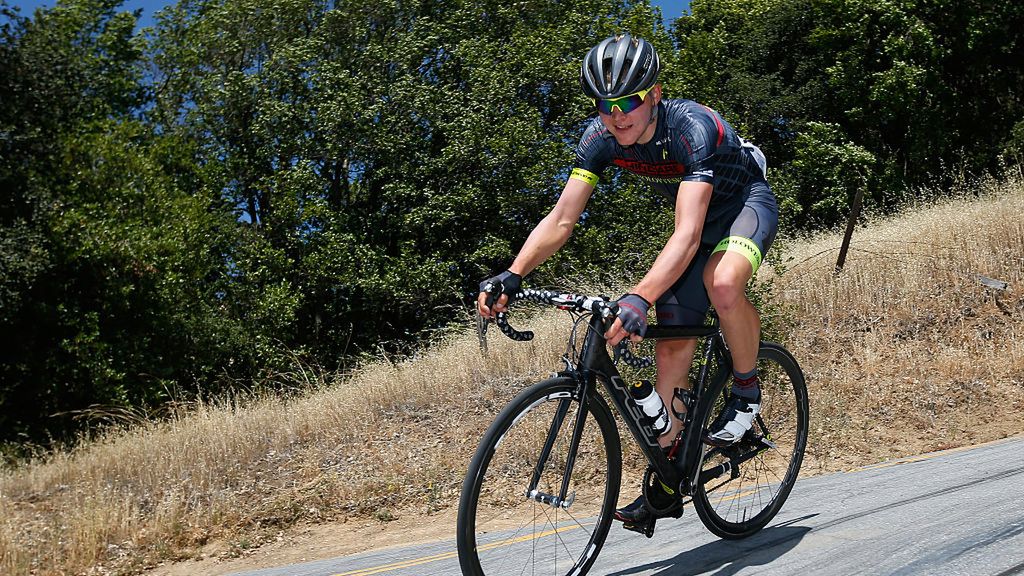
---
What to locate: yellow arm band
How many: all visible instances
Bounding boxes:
[569,168,599,187]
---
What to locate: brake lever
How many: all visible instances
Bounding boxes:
[495,312,534,341]
[481,281,500,311]
[601,301,630,364]
[476,280,503,353]
[476,312,489,354]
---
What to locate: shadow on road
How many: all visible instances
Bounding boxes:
[605,515,817,576]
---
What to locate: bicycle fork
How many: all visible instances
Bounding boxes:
[525,374,591,510]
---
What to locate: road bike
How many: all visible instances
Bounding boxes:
[457,288,809,576]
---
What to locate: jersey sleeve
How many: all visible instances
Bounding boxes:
[570,119,612,187]
[673,107,722,185]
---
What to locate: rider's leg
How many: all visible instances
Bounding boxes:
[705,182,777,374]
[655,338,698,447]
[703,247,764,446]
[703,182,777,445]
[704,250,758,374]
[616,252,709,525]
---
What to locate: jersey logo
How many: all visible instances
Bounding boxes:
[612,158,686,179]
[653,136,670,160]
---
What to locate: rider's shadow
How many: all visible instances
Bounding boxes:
[604,515,816,576]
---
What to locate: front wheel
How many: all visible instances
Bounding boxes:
[692,342,809,539]
[457,376,622,576]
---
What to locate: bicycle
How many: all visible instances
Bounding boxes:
[457,288,809,576]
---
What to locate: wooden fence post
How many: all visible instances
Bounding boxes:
[835,176,868,275]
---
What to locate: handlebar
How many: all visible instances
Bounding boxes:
[481,287,654,370]
[495,289,617,339]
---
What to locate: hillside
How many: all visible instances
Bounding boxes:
[2,178,1023,575]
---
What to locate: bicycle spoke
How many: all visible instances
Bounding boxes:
[458,378,620,576]
[693,344,809,539]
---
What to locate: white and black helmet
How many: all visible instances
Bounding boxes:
[580,34,661,99]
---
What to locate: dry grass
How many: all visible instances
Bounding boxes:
[2,177,1023,575]
[0,311,573,575]
[766,176,1024,471]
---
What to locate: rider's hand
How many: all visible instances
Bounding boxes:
[477,270,523,318]
[605,293,650,346]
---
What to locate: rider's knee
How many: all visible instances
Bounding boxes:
[704,268,748,313]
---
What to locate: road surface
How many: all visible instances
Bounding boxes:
[229,435,1024,576]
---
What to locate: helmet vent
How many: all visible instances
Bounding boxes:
[580,33,660,99]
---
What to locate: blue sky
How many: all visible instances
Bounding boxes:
[8,0,689,30]
[651,0,689,24]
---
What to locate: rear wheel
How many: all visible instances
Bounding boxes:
[692,343,809,539]
[457,377,622,576]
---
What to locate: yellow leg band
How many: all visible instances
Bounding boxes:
[712,236,763,274]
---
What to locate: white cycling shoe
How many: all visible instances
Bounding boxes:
[704,393,761,447]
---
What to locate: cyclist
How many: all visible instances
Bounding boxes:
[477,34,778,528]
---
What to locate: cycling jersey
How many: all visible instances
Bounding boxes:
[571,99,778,326]
[572,99,768,247]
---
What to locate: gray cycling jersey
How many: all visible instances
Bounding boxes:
[572,99,768,246]
[571,99,778,325]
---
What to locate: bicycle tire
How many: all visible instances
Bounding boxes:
[692,342,809,539]
[457,376,622,576]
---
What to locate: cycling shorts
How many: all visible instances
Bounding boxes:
[655,180,778,326]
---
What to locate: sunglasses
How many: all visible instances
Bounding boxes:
[594,87,654,115]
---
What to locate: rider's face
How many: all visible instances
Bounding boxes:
[597,85,661,147]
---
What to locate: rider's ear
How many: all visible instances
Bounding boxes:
[652,84,662,105]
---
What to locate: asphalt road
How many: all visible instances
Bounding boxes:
[229,436,1024,576]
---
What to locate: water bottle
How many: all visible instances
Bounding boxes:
[630,379,670,436]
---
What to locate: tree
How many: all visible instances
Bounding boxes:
[773,121,875,231]
[1,0,683,445]
[672,0,1024,231]
[147,0,675,362]
[0,0,249,444]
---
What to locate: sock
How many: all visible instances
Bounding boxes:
[731,368,760,401]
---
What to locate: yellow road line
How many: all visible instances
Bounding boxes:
[332,523,587,576]
[477,523,585,551]
[332,548,458,576]
[710,486,763,504]
[332,549,458,576]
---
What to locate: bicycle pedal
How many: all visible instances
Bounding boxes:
[663,506,684,520]
[622,517,657,538]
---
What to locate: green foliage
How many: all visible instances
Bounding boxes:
[145,0,672,355]
[1,0,147,440]
[0,0,674,443]
[2,0,1024,445]
[673,0,1024,229]
[1003,118,1024,168]
[0,0,258,442]
[773,121,875,231]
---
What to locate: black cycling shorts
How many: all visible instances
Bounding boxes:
[655,180,778,326]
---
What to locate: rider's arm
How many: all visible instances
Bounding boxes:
[605,180,712,345]
[631,181,712,303]
[508,177,594,276]
[478,177,594,316]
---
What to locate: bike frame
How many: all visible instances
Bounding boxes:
[532,312,733,507]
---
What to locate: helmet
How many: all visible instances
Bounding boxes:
[580,34,661,99]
